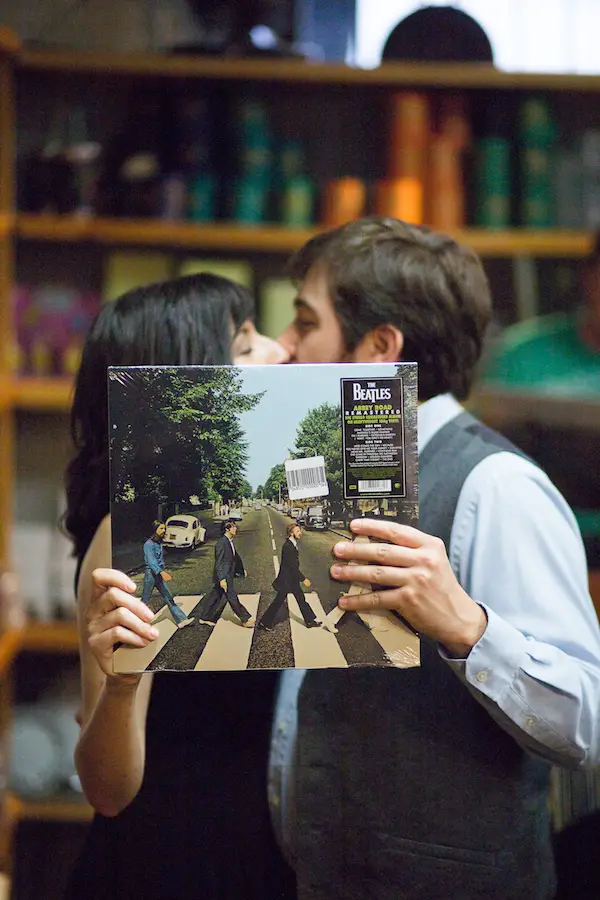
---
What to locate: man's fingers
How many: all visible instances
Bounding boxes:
[333,540,416,566]
[92,567,137,594]
[349,518,425,548]
[338,588,403,611]
[331,563,406,587]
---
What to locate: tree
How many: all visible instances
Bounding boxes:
[293,402,343,501]
[109,367,263,510]
[239,478,253,500]
[264,463,287,502]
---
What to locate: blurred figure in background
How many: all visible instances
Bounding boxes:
[483,235,600,396]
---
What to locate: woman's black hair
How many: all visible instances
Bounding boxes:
[65,272,254,561]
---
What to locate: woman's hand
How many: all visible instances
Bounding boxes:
[86,568,158,677]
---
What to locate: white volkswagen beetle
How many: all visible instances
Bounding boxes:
[163,514,206,549]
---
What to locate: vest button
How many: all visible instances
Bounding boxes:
[476,670,488,683]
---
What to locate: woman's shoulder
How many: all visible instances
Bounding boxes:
[77,515,112,606]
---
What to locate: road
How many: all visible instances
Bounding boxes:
[114,507,420,674]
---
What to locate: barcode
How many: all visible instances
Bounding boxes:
[288,465,327,489]
[358,479,391,493]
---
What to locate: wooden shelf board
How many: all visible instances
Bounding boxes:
[0,628,23,676]
[16,51,600,92]
[9,794,92,823]
[16,215,595,258]
[11,377,73,412]
[21,620,78,653]
[0,380,11,412]
[473,386,600,432]
[17,213,316,252]
[0,27,19,57]
[0,213,13,238]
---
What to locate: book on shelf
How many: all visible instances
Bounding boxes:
[108,362,419,674]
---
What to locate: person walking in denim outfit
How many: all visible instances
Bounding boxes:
[142,521,194,630]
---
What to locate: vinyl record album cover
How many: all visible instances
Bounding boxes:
[108,362,419,673]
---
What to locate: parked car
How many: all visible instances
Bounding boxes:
[254,503,262,510]
[290,507,303,520]
[305,504,327,530]
[228,508,244,521]
[163,514,206,549]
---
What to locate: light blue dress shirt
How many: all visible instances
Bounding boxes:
[269,394,600,859]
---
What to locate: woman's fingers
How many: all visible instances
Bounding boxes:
[92,567,137,595]
[89,606,158,643]
[87,586,154,624]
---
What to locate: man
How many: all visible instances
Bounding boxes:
[143,521,194,630]
[197,519,255,627]
[258,523,320,632]
[268,217,600,900]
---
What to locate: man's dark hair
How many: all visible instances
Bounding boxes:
[288,217,492,401]
[223,519,237,533]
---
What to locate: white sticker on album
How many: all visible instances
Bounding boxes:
[285,455,329,501]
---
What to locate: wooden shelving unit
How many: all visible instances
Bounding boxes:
[14,214,595,258]
[20,621,78,654]
[0,628,23,676]
[10,377,73,412]
[2,33,600,846]
[8,794,92,824]
[17,49,600,92]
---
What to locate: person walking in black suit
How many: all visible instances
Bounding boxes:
[197,519,255,627]
[258,523,321,631]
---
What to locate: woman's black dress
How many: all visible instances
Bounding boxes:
[64,556,296,900]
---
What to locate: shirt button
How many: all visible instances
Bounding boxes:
[476,670,488,683]
[525,716,536,729]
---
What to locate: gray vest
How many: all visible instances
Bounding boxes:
[295,411,555,900]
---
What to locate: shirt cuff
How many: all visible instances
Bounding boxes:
[440,604,528,702]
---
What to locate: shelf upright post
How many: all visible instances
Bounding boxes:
[0,28,18,568]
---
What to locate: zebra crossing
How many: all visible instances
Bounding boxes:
[113,594,201,674]
[113,590,420,674]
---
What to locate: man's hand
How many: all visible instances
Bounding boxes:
[219,579,227,591]
[330,519,487,658]
[161,571,172,582]
[303,578,311,589]
[243,570,247,578]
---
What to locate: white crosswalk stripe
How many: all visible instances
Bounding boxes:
[320,586,420,668]
[356,610,420,667]
[194,594,261,671]
[288,592,348,669]
[114,594,201,673]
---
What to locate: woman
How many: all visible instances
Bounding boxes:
[64,273,295,900]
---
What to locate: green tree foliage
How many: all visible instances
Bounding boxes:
[293,402,343,500]
[109,367,262,506]
[264,463,287,502]
[239,478,254,499]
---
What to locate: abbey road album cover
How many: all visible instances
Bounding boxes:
[108,362,419,674]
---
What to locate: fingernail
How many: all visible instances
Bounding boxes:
[331,565,343,577]
[338,596,349,608]
[334,543,349,555]
[127,580,136,591]
[149,628,159,639]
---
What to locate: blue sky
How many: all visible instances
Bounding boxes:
[236,363,399,489]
